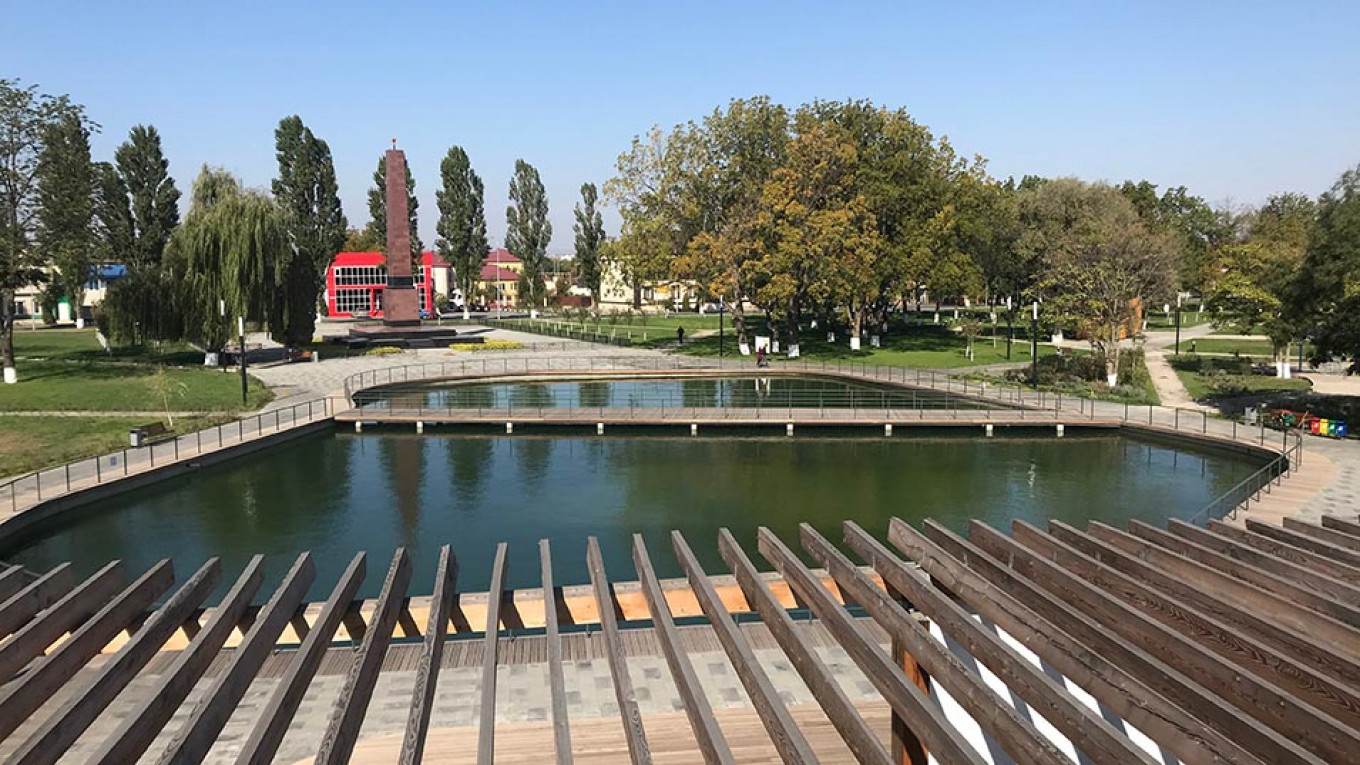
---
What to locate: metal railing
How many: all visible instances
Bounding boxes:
[2,398,336,517]
[1187,429,1305,526]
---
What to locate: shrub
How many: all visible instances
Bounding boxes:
[448,340,525,352]
[364,346,405,356]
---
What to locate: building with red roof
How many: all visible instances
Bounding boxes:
[325,251,449,319]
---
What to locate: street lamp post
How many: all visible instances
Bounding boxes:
[1030,301,1039,389]
[238,316,249,406]
[1005,295,1014,361]
[1174,293,1182,356]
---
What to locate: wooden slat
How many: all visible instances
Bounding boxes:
[841,522,1153,765]
[5,559,221,765]
[0,560,124,682]
[1166,520,1360,607]
[1039,522,1360,732]
[1205,520,1360,585]
[1245,519,1360,567]
[1116,521,1360,636]
[402,545,457,765]
[755,527,983,765]
[587,535,651,764]
[1321,515,1360,539]
[156,553,316,764]
[633,535,735,765]
[235,552,366,765]
[890,519,1259,765]
[673,531,817,765]
[0,565,29,601]
[314,548,413,765]
[0,559,172,742]
[87,556,264,765]
[975,521,1337,764]
[1283,517,1360,553]
[0,562,75,638]
[718,529,892,765]
[796,525,1072,765]
[929,520,1305,764]
[540,539,573,765]
[478,542,509,765]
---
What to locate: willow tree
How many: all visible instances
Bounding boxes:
[169,166,293,353]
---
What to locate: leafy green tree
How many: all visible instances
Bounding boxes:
[434,146,488,319]
[1291,166,1360,372]
[169,166,293,352]
[1118,180,1231,291]
[364,153,421,262]
[1023,178,1178,385]
[93,161,134,264]
[272,115,347,346]
[573,182,605,301]
[1204,193,1314,346]
[37,110,96,318]
[342,227,381,252]
[506,159,552,308]
[113,125,180,269]
[1,79,85,383]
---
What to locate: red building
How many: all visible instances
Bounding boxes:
[326,251,445,319]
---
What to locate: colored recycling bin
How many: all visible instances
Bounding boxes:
[1336,422,1348,438]
[1311,419,1323,434]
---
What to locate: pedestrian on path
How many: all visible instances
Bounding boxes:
[676,326,685,345]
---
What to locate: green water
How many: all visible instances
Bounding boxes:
[2,428,1266,601]
[354,375,998,412]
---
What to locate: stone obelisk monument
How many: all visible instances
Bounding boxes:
[382,143,421,326]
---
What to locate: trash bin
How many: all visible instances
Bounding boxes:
[129,428,143,448]
[1245,407,1257,425]
[1336,422,1348,438]
[312,351,321,363]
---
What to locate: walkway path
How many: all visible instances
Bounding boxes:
[1143,348,1209,411]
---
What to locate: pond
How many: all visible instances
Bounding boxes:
[353,374,1000,413]
[1,427,1268,601]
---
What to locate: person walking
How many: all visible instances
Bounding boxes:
[676,326,685,345]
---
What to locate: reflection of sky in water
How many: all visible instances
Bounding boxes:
[3,431,1266,601]
[355,376,999,411]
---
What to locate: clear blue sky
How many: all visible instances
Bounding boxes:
[10,1,1359,253]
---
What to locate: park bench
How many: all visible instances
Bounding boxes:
[129,422,174,448]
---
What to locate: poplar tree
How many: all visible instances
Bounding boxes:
[113,125,180,269]
[272,115,347,345]
[505,159,551,307]
[37,110,96,318]
[435,145,488,319]
[364,153,421,261]
[573,182,605,301]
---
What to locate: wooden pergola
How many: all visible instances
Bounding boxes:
[0,513,1357,764]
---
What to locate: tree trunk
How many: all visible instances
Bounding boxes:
[1106,322,1120,387]
[632,282,641,310]
[1,291,16,384]
[729,298,750,352]
[849,306,864,351]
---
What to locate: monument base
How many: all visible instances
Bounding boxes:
[333,324,477,350]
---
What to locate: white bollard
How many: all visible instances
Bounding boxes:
[786,423,794,437]
[691,423,698,436]
[1056,424,1065,438]
[985,423,994,437]
[506,422,514,434]
[354,421,362,433]
[416,421,424,434]
[597,422,605,435]
[884,423,893,437]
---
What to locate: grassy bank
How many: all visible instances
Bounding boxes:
[0,360,272,412]
[0,414,235,480]
[12,327,203,364]
[1169,356,1312,401]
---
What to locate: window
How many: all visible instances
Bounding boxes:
[334,265,386,287]
[334,289,371,315]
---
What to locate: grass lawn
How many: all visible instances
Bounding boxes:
[0,414,235,479]
[1145,310,1213,330]
[0,361,273,412]
[1169,356,1312,401]
[1210,322,1266,335]
[12,327,203,364]
[1179,338,1280,357]
[662,325,1062,369]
